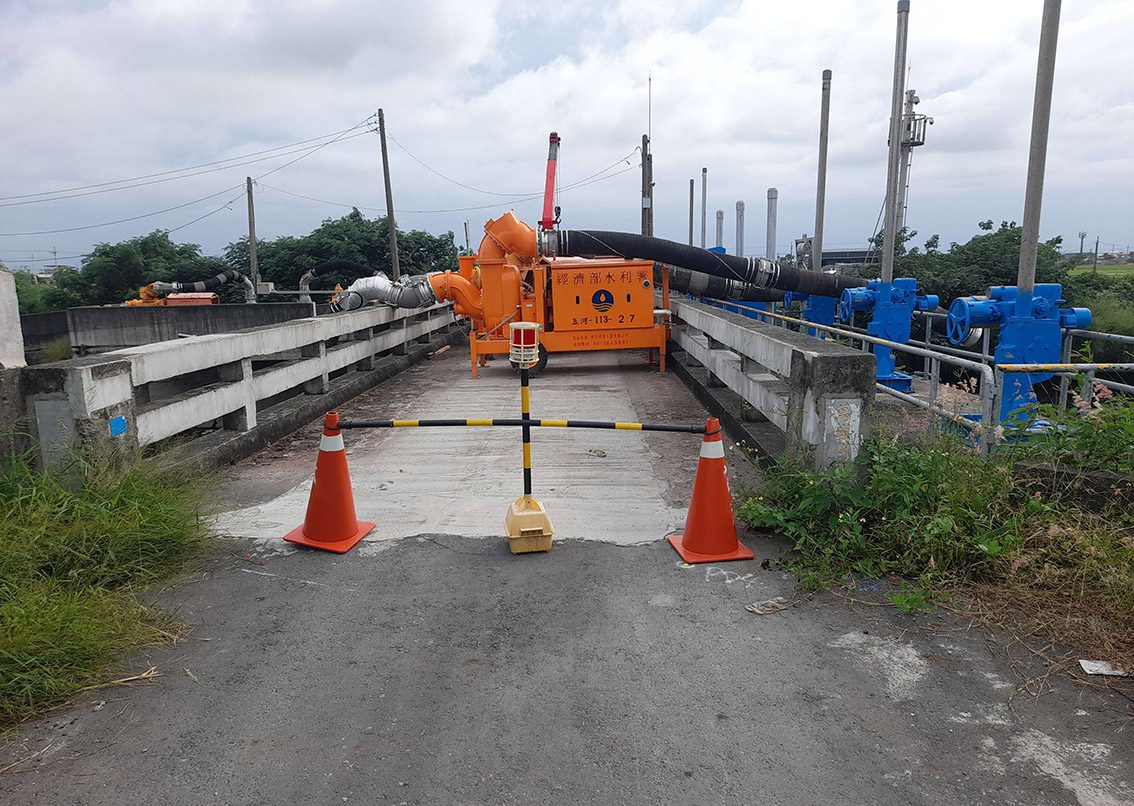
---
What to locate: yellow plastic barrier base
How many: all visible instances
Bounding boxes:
[504,495,555,554]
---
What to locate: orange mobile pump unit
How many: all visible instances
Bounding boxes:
[331,133,667,378]
[327,134,863,376]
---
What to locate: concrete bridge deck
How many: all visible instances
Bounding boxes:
[3,350,1132,805]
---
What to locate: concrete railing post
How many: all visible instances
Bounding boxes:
[301,343,330,394]
[218,358,257,431]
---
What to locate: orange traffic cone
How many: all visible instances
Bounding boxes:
[283,411,375,554]
[667,418,754,563]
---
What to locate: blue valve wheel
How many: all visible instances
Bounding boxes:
[946,297,972,345]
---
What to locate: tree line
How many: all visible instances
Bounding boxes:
[12,209,458,314]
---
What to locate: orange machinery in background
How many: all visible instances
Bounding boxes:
[429,133,669,378]
[449,231,668,378]
[436,214,669,379]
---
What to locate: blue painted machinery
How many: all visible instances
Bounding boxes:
[838,278,938,392]
[783,291,837,338]
[946,283,1091,423]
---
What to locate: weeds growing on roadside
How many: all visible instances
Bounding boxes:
[0,452,209,722]
[739,436,1134,669]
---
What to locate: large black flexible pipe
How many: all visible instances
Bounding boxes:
[550,231,865,296]
[656,263,784,303]
[172,269,242,293]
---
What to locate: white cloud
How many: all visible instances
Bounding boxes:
[1,0,1131,268]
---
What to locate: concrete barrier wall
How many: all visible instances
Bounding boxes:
[66,302,317,353]
[670,298,873,465]
[19,302,454,468]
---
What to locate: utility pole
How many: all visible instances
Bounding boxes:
[245,176,259,291]
[1078,230,1087,258]
[640,135,654,236]
[735,201,746,257]
[688,179,695,246]
[1093,236,1100,272]
[378,108,400,281]
[700,168,708,248]
[814,69,832,273]
[881,1,910,284]
[1015,0,1061,315]
[715,210,724,249]
[766,188,778,261]
[464,221,471,252]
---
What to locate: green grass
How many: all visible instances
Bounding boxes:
[0,453,210,722]
[1068,261,1134,278]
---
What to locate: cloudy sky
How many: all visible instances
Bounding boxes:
[1,0,1131,270]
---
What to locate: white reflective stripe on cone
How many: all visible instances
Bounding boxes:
[320,433,345,452]
[699,438,725,459]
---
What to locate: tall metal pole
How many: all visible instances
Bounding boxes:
[641,135,654,236]
[1015,0,1062,317]
[881,1,910,283]
[895,89,916,234]
[814,69,832,273]
[245,176,259,291]
[715,210,724,248]
[378,108,400,281]
[688,180,695,246]
[700,168,708,248]
[735,201,746,257]
[766,188,778,261]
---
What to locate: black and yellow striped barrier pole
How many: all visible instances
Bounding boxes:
[338,418,706,434]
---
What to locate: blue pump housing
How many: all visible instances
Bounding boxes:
[783,290,837,338]
[946,284,1091,423]
[837,278,938,392]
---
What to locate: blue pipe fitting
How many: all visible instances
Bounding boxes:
[836,278,937,392]
[785,290,837,338]
[945,284,1094,424]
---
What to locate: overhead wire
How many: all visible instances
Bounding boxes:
[0,114,377,238]
[0,131,373,208]
[257,159,640,215]
[0,121,374,203]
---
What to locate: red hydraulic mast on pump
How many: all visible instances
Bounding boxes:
[539,132,561,232]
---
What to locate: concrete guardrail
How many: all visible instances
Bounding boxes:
[18,302,454,468]
[669,297,873,465]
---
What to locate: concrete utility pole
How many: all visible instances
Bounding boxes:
[378,108,400,281]
[1015,0,1061,315]
[814,69,832,272]
[766,188,778,261]
[700,168,708,248]
[640,135,654,236]
[1078,230,1087,257]
[881,0,910,284]
[735,201,746,257]
[245,176,259,292]
[464,221,471,252]
[715,210,724,248]
[1094,236,1100,272]
[688,179,695,246]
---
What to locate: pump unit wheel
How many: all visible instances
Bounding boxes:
[511,344,549,376]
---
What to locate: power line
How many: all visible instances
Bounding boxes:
[0,114,376,238]
[0,185,244,236]
[385,128,638,198]
[0,131,373,209]
[257,160,640,216]
[0,120,375,203]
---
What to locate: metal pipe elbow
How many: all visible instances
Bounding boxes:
[428,271,483,320]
